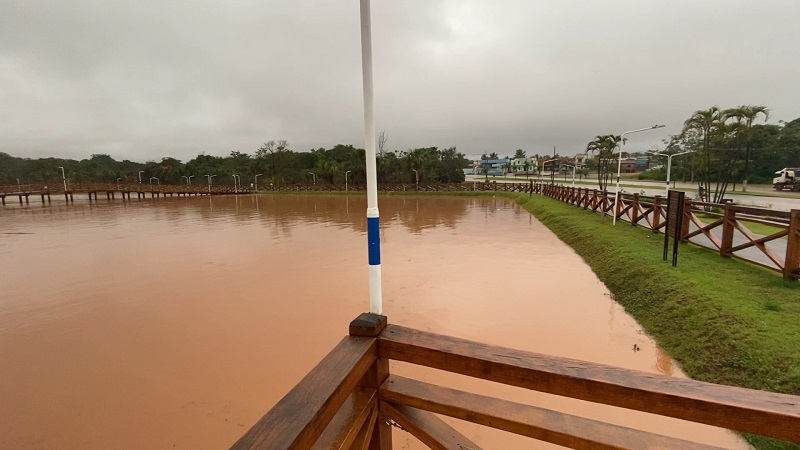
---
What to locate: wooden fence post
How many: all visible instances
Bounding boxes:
[720,204,735,257]
[652,196,662,232]
[350,314,391,449]
[631,194,640,226]
[785,209,800,281]
[681,197,693,241]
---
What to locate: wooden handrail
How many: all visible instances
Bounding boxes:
[310,387,376,450]
[377,324,800,442]
[231,336,377,449]
[381,375,726,450]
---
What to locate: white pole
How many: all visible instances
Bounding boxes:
[654,150,691,197]
[346,170,351,191]
[188,175,194,185]
[613,125,665,226]
[255,174,262,192]
[58,167,67,192]
[360,0,382,315]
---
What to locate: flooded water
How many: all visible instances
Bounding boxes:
[0,195,748,449]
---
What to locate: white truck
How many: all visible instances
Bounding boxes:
[773,168,800,191]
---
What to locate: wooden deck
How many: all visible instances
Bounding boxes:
[231,313,800,449]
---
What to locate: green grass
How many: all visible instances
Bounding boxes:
[510,193,800,450]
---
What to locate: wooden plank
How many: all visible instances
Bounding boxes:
[231,336,377,450]
[380,402,482,450]
[311,388,377,450]
[729,229,789,253]
[377,324,800,442]
[732,221,785,268]
[352,406,379,450]
[382,375,726,450]
[731,205,791,220]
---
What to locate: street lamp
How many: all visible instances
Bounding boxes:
[181,175,188,185]
[564,164,577,187]
[653,150,692,197]
[117,178,121,190]
[309,172,316,185]
[345,170,352,192]
[412,169,419,190]
[188,175,195,185]
[138,170,144,184]
[232,174,240,193]
[613,125,665,226]
[540,159,558,195]
[149,177,159,185]
[205,174,216,193]
[58,166,67,192]
[255,173,263,192]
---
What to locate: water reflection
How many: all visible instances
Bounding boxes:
[0,195,747,449]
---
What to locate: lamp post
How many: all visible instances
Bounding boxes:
[653,150,692,197]
[205,174,216,194]
[309,172,316,185]
[540,159,558,195]
[58,167,67,192]
[564,164,577,187]
[255,173,263,192]
[138,170,144,184]
[232,174,240,193]
[188,175,194,185]
[149,177,159,185]
[181,175,188,185]
[613,125,665,226]
[345,170,352,192]
[117,178,121,190]
[412,169,419,190]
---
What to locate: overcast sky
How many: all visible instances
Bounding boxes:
[2,0,799,162]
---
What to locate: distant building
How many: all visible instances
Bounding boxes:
[479,158,510,174]
[574,153,590,166]
[621,158,637,173]
[509,157,538,175]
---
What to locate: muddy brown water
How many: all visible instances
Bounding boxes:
[0,195,749,449]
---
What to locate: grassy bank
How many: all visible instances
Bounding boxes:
[512,193,799,449]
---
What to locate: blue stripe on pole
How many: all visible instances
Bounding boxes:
[367,217,380,265]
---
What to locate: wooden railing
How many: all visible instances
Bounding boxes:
[0,182,249,195]
[540,184,800,282]
[232,314,800,449]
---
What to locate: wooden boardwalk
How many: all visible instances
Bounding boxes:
[0,183,251,205]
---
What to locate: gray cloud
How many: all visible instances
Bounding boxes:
[2,0,799,162]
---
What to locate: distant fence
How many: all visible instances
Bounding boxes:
[0,182,247,195]
[539,184,800,282]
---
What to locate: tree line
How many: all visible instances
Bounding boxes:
[586,107,799,200]
[0,137,471,188]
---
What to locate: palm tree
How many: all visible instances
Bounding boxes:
[682,107,723,201]
[723,105,769,191]
[586,134,622,191]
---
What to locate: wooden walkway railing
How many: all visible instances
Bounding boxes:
[232,314,800,449]
[539,184,800,282]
